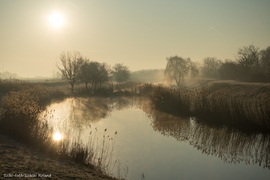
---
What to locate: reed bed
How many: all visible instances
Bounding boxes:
[0,82,123,178]
[149,82,270,132]
[0,84,65,139]
[149,86,191,116]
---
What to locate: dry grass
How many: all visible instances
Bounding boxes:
[0,135,114,179]
[149,80,270,132]
[149,85,191,116]
[0,81,124,178]
[193,81,270,130]
[0,84,66,141]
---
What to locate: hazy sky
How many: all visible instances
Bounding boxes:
[0,0,269,77]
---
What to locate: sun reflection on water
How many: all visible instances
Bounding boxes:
[52,132,63,141]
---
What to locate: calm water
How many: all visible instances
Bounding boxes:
[40,97,270,180]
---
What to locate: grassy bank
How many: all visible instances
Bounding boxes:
[0,83,66,142]
[149,81,270,132]
[0,81,119,178]
[0,135,113,179]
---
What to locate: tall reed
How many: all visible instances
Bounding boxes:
[149,84,270,132]
[0,84,118,177]
[149,86,191,116]
[192,85,270,131]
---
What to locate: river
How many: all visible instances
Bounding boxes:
[40,97,270,180]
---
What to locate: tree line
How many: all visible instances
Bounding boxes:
[165,44,270,86]
[57,51,130,93]
[58,44,270,91]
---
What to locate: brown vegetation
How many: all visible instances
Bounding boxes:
[0,135,114,180]
[0,81,120,179]
[149,80,270,132]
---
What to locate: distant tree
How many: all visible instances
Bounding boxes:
[112,63,130,83]
[237,45,260,72]
[79,59,92,90]
[79,61,109,91]
[189,61,199,79]
[0,71,18,80]
[57,51,84,93]
[236,44,266,81]
[164,56,193,86]
[260,46,270,80]
[96,63,109,87]
[87,61,100,90]
[218,60,240,80]
[201,57,222,78]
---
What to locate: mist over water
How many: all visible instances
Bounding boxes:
[40,97,270,180]
[1,1,270,179]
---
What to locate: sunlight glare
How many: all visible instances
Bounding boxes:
[53,132,63,141]
[48,12,64,28]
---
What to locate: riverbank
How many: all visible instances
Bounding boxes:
[149,80,270,132]
[0,81,119,179]
[0,134,114,179]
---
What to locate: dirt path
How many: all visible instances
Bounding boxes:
[0,134,115,180]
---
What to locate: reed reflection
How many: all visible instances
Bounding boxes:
[41,97,270,170]
[147,109,270,169]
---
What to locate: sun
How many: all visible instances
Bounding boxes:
[53,132,63,141]
[48,12,64,28]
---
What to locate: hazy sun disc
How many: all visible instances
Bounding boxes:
[49,12,64,28]
[53,132,63,141]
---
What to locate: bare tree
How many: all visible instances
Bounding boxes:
[0,71,18,80]
[189,61,199,79]
[235,45,262,81]
[236,45,260,71]
[218,59,240,80]
[97,63,109,88]
[260,46,270,80]
[87,62,109,91]
[57,51,84,93]
[165,56,192,87]
[79,59,92,90]
[201,57,222,78]
[79,61,109,91]
[112,63,130,83]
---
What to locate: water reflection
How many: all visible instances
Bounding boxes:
[39,97,142,144]
[40,98,112,130]
[40,97,270,179]
[52,131,63,141]
[148,109,270,169]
